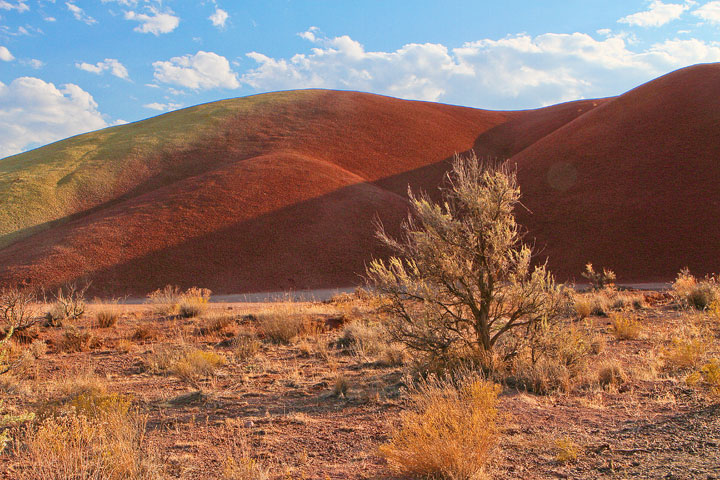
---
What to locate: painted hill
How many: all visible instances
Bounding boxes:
[511,63,720,282]
[0,90,525,295]
[0,63,718,294]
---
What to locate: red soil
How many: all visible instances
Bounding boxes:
[511,63,720,282]
[2,63,719,295]
[0,91,516,295]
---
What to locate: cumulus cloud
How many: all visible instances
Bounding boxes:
[0,77,108,158]
[240,29,720,109]
[209,7,228,29]
[694,0,720,23]
[0,1,29,13]
[647,37,720,64]
[143,101,182,112]
[66,2,97,25]
[124,8,179,35]
[618,1,689,27]
[0,46,13,61]
[76,58,129,79]
[153,51,239,90]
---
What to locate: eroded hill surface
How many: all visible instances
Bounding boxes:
[2,63,719,294]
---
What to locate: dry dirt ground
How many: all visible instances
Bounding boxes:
[1,292,719,479]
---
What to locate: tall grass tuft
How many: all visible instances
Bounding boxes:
[379,374,500,479]
[671,269,719,310]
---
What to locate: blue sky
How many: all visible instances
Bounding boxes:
[1,0,719,157]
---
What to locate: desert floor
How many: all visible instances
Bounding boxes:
[1,289,719,479]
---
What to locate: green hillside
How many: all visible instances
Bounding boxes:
[0,91,309,249]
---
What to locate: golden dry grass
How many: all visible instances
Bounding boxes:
[147,346,226,384]
[610,313,641,340]
[21,399,161,479]
[94,308,120,328]
[380,375,500,479]
[554,437,581,464]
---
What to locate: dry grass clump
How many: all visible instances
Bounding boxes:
[115,338,136,353]
[222,457,270,480]
[51,371,108,401]
[686,359,720,398]
[671,269,719,310]
[554,437,581,464]
[597,359,627,386]
[0,341,39,379]
[574,299,592,319]
[216,432,272,480]
[332,374,350,397]
[131,324,160,343]
[22,392,162,480]
[146,285,211,317]
[178,287,211,318]
[662,327,710,371]
[146,285,182,315]
[380,374,500,479]
[257,306,316,344]
[60,327,95,352]
[377,343,407,367]
[197,313,235,336]
[230,329,261,362]
[508,323,598,394]
[147,346,226,383]
[582,263,616,290]
[610,313,642,340]
[699,360,720,397]
[338,320,386,355]
[94,308,120,328]
[576,288,646,317]
[0,401,35,454]
[28,339,47,358]
[336,319,405,365]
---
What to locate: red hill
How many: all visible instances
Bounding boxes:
[511,63,720,282]
[1,64,718,295]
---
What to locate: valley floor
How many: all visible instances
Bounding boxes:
[1,291,719,479]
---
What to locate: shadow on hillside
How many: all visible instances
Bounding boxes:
[0,153,470,297]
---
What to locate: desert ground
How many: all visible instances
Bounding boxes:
[1,283,718,479]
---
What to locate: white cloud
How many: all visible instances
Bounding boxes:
[240,29,720,109]
[694,0,720,23]
[21,58,43,69]
[647,37,720,64]
[0,1,29,13]
[143,101,181,112]
[0,46,14,61]
[0,77,108,158]
[66,2,96,25]
[153,51,239,90]
[76,58,129,79]
[101,0,138,5]
[618,1,689,27]
[209,7,228,29]
[124,8,179,35]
